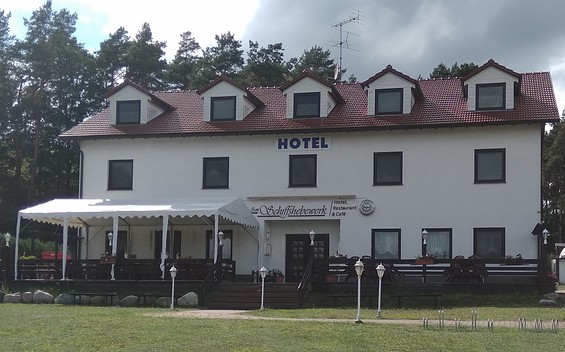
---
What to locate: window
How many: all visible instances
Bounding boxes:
[373,152,403,185]
[211,96,236,121]
[154,230,182,259]
[203,157,229,189]
[376,88,403,115]
[372,229,401,259]
[105,231,127,258]
[294,92,320,118]
[475,149,505,183]
[423,228,452,259]
[476,83,505,110]
[108,160,133,190]
[289,154,317,187]
[474,228,505,259]
[116,100,141,124]
[206,230,233,260]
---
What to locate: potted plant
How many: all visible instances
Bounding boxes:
[415,255,435,265]
[268,269,285,283]
[504,254,524,265]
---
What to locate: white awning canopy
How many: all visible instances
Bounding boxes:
[18,197,259,228]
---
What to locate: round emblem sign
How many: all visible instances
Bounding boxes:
[359,199,375,215]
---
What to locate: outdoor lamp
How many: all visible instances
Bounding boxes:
[169,265,177,309]
[309,230,316,246]
[354,259,365,324]
[542,228,550,245]
[376,263,385,318]
[218,231,224,246]
[422,229,428,245]
[107,232,113,247]
[4,232,10,247]
[259,266,268,310]
[376,263,385,279]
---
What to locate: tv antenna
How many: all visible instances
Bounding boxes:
[328,10,362,81]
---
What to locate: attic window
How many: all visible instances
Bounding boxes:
[211,96,236,121]
[376,88,403,115]
[294,92,320,118]
[116,100,141,124]
[476,83,505,110]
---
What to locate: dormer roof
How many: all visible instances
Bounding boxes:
[362,65,423,99]
[103,79,173,111]
[462,59,521,82]
[279,70,344,104]
[196,75,265,107]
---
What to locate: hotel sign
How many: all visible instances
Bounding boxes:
[276,136,331,151]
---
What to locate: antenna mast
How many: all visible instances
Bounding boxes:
[330,10,361,81]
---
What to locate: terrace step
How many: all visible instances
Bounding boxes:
[206,282,300,309]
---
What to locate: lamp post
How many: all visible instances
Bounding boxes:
[107,232,113,249]
[217,231,224,262]
[421,229,428,283]
[259,266,268,310]
[354,259,364,324]
[4,233,11,247]
[169,265,177,309]
[376,263,385,318]
[309,230,316,246]
[542,228,550,245]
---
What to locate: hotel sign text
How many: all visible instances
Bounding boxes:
[277,136,331,151]
[250,199,357,219]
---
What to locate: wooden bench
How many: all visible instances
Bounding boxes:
[66,291,118,305]
[390,283,443,308]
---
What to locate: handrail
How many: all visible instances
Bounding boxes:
[297,255,314,306]
[197,259,224,306]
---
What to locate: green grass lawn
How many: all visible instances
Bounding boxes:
[0,304,563,352]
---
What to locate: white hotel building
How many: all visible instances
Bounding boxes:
[16,60,560,282]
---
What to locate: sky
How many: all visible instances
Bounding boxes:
[3,0,565,114]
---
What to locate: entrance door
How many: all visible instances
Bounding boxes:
[285,233,329,282]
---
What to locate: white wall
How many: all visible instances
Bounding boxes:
[80,124,543,272]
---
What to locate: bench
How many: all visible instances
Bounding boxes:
[390,283,443,308]
[66,291,118,305]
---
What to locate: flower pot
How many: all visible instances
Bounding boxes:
[416,258,434,265]
[325,275,339,283]
[274,275,285,283]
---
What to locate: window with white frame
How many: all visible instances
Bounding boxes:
[108,160,133,190]
[206,230,233,260]
[293,92,320,118]
[423,228,452,259]
[476,83,505,110]
[211,96,236,121]
[372,229,400,259]
[375,88,403,115]
[474,228,505,259]
[475,148,506,183]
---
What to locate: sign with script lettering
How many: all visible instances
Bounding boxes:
[250,199,360,219]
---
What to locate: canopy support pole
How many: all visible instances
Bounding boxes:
[214,214,219,263]
[61,218,69,280]
[160,215,169,279]
[14,215,21,279]
[110,216,118,280]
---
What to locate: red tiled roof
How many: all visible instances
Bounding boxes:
[60,71,559,140]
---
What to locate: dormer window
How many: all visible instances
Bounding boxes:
[294,92,320,118]
[211,96,236,121]
[116,100,141,125]
[476,83,505,110]
[376,88,403,115]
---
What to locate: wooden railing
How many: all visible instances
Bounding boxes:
[16,258,235,281]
